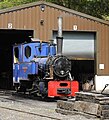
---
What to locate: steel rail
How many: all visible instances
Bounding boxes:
[0,106,61,120]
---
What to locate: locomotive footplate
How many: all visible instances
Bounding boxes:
[57,88,71,95]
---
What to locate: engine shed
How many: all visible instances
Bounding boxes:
[0,1,109,91]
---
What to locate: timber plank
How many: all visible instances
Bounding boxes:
[57,100,74,111]
[74,101,101,116]
[102,110,109,118]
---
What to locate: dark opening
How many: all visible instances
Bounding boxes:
[0,29,33,90]
[71,60,94,90]
[14,47,19,59]
[60,83,68,87]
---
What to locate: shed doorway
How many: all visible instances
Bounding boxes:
[53,31,96,90]
[0,29,33,89]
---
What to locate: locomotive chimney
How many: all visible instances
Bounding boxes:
[56,16,63,55]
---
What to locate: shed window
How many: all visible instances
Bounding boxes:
[25,46,31,58]
[14,47,19,63]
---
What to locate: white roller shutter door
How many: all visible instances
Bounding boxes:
[53,31,95,59]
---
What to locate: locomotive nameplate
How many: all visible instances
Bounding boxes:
[22,67,28,72]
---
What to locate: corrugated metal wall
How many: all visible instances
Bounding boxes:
[0,2,109,75]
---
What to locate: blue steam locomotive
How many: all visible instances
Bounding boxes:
[13,39,79,98]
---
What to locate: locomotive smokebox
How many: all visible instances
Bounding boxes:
[56,16,63,55]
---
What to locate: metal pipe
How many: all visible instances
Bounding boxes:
[56,16,63,55]
[58,16,62,37]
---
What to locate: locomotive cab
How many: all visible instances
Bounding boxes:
[13,42,40,90]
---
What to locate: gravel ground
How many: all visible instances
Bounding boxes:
[0,93,101,120]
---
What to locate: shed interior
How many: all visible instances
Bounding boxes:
[0,29,95,91]
[53,31,95,90]
[71,60,94,90]
[0,29,33,89]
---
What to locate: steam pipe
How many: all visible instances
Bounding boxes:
[56,16,63,55]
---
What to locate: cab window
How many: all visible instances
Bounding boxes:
[14,47,19,63]
[25,46,31,58]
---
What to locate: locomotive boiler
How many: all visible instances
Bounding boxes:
[13,17,79,98]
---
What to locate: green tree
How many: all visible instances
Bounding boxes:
[0,0,109,20]
[48,0,109,20]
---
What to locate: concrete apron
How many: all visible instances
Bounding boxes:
[95,75,109,91]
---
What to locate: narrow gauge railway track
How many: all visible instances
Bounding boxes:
[0,90,68,105]
[0,105,61,120]
[0,90,69,101]
[0,90,28,103]
[0,90,57,102]
[12,91,57,102]
[0,90,62,120]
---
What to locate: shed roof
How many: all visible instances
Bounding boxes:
[0,1,109,26]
